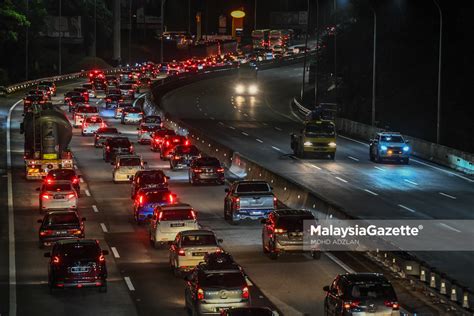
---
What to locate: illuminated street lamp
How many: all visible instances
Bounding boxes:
[231,9,245,40]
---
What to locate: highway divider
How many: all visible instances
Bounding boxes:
[294,98,474,175]
[145,62,474,315]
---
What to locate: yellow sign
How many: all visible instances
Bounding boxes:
[231,10,245,19]
[43,153,58,160]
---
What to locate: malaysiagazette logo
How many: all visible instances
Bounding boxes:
[310,224,423,238]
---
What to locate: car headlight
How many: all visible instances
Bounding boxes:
[403,145,410,152]
[303,141,312,146]
[328,142,337,147]
[248,85,258,94]
[380,145,388,151]
[235,84,245,94]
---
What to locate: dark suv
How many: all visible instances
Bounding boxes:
[44,239,109,292]
[38,210,85,247]
[261,209,320,260]
[323,273,400,316]
[189,157,225,185]
[185,252,251,315]
[169,145,200,170]
[44,169,81,195]
[130,169,169,199]
[103,137,134,162]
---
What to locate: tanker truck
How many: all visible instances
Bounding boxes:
[20,103,73,180]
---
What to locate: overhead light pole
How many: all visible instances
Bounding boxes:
[254,0,257,30]
[314,0,320,106]
[25,0,29,80]
[160,0,166,64]
[58,0,62,75]
[371,6,377,126]
[129,0,132,64]
[300,0,310,101]
[433,0,442,144]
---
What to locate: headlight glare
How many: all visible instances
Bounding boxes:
[328,142,337,147]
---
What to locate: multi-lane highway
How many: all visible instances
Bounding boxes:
[161,64,474,290]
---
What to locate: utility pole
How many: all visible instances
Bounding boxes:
[129,0,132,65]
[58,0,62,75]
[25,0,29,80]
[371,7,377,126]
[93,0,97,58]
[334,0,337,104]
[314,0,319,106]
[300,0,310,101]
[113,0,121,64]
[433,0,442,144]
[160,0,165,64]
[254,0,257,30]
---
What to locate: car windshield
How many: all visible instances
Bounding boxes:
[144,117,161,123]
[144,191,170,203]
[58,243,100,260]
[77,106,98,113]
[48,170,75,179]
[200,271,245,288]
[44,213,79,226]
[119,84,132,89]
[195,158,220,167]
[305,123,335,136]
[236,183,270,193]
[86,117,102,123]
[110,139,131,147]
[119,158,141,166]
[277,216,314,231]
[181,234,217,247]
[176,146,199,155]
[346,283,396,300]
[160,209,194,221]
[44,183,72,191]
[140,173,165,184]
[380,135,404,143]
[98,128,118,134]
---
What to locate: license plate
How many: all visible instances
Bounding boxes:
[170,223,185,227]
[251,211,262,215]
[216,307,228,312]
[55,231,67,235]
[70,266,89,273]
[54,195,65,199]
[192,252,206,256]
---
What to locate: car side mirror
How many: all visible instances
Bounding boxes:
[82,217,86,221]
[166,176,170,180]
[136,128,140,130]
[44,252,51,258]
[224,188,229,193]
[37,219,43,223]
[405,140,410,144]
[323,285,330,292]
[36,188,40,191]
[143,161,148,165]
[218,238,223,243]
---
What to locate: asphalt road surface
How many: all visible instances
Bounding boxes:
[161,64,474,291]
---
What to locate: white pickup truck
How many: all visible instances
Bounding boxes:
[224,180,277,225]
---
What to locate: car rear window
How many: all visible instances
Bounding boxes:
[380,135,404,143]
[176,146,199,155]
[160,209,194,221]
[144,116,161,123]
[145,191,171,203]
[199,271,245,288]
[110,138,131,147]
[85,117,103,123]
[45,213,79,226]
[48,170,75,179]
[195,157,220,167]
[346,283,396,300]
[181,234,217,247]
[44,183,72,191]
[236,183,270,193]
[77,106,98,113]
[119,158,141,166]
[119,84,133,89]
[58,243,100,260]
[276,216,314,231]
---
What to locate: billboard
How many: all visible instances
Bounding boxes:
[41,16,83,38]
[270,11,308,28]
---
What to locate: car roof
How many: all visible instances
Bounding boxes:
[180,229,215,236]
[44,180,72,185]
[56,239,98,246]
[341,273,388,284]
[235,180,269,185]
[44,210,78,216]
[274,209,314,217]
[117,154,140,159]
[157,203,192,211]
[378,132,402,136]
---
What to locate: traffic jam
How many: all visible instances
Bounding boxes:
[20,55,402,316]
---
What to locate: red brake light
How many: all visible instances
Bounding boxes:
[178,248,186,256]
[99,254,105,262]
[169,194,174,204]
[343,300,360,310]
[138,195,144,206]
[233,197,240,208]
[53,256,60,264]
[190,210,197,220]
[40,230,53,236]
[384,301,400,310]
[67,193,76,199]
[42,194,51,200]
[45,178,54,184]
[193,168,202,173]
[158,211,163,221]
[165,141,170,146]
[129,145,134,152]
[197,288,204,300]
[273,196,278,208]
[242,286,249,299]
[72,177,79,184]
[106,146,110,151]
[174,155,180,160]
[184,140,189,146]
[217,168,224,173]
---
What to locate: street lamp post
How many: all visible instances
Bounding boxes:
[314,0,320,106]
[300,0,310,101]
[433,0,442,144]
[129,0,132,64]
[25,0,29,80]
[160,0,165,64]
[371,7,377,126]
[254,0,257,30]
[59,0,62,75]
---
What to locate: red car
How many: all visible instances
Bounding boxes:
[150,129,176,152]
[89,69,105,82]
[159,135,188,160]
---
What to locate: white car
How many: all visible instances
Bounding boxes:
[37,180,78,212]
[169,230,222,275]
[112,155,146,183]
[82,83,96,98]
[114,103,129,119]
[149,203,199,248]
[73,105,99,128]
[81,116,105,136]
[137,125,161,144]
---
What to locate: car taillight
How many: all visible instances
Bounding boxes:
[174,155,180,160]
[343,300,360,310]
[273,196,278,208]
[138,195,144,206]
[384,301,400,310]
[165,141,170,146]
[274,228,287,234]
[67,193,76,199]
[184,140,190,146]
[157,211,163,222]
[193,168,202,173]
[42,193,51,200]
[242,286,249,299]
[217,168,224,173]
[106,98,111,102]
[40,230,53,236]
[106,146,110,151]
[197,288,204,300]
[53,256,60,264]
[72,177,79,184]
[178,249,186,256]
[190,210,197,220]
[129,145,134,152]
[68,229,82,235]
[168,194,175,204]
[45,178,54,184]
[101,122,106,128]
[99,254,105,262]
[233,197,240,208]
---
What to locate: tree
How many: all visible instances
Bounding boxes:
[0,0,30,44]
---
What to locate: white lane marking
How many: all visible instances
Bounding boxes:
[210,116,215,120]
[308,164,322,170]
[374,166,385,171]
[245,276,253,286]
[274,126,283,131]
[335,176,348,183]
[74,165,78,170]
[7,99,22,316]
[262,122,268,126]
[124,277,135,291]
[348,156,359,162]
[100,223,108,233]
[243,113,248,117]
[198,108,202,111]
[92,205,99,213]
[404,179,418,186]
[271,146,281,152]
[79,177,84,183]
[439,192,457,199]
[229,126,235,130]
[241,132,249,136]
[325,253,355,273]
[339,135,474,183]
[218,121,224,126]
[111,247,121,258]
[364,189,379,196]
[398,204,416,213]
[439,223,461,233]
[85,189,91,197]
[256,138,263,143]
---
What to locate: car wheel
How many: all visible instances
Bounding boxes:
[223,204,229,220]
[375,153,381,163]
[403,157,410,165]
[99,280,108,293]
[48,278,55,294]
[311,251,321,260]
[269,241,278,260]
[329,153,335,160]
[262,239,269,254]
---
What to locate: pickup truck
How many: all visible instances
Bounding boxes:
[224,181,277,225]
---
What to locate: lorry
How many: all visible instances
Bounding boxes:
[234,64,259,95]
[290,103,337,159]
[20,103,74,180]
